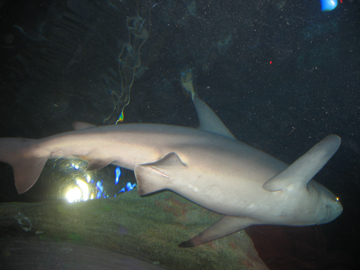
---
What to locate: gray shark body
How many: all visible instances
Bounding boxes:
[0,98,343,247]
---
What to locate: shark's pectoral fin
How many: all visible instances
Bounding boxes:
[135,152,187,196]
[179,216,258,248]
[14,156,49,194]
[263,135,341,192]
[0,138,50,194]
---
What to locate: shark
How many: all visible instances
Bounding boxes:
[0,97,343,247]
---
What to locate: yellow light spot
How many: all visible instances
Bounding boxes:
[335,197,340,202]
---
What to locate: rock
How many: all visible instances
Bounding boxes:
[0,189,268,270]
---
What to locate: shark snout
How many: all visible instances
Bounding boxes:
[334,201,343,216]
[322,201,343,224]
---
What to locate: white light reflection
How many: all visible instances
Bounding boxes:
[76,179,89,201]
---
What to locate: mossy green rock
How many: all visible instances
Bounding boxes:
[0,190,268,269]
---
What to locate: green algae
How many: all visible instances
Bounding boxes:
[0,190,268,270]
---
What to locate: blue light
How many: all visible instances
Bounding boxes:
[320,0,338,11]
[96,180,104,198]
[126,182,137,191]
[115,167,121,185]
[96,180,104,193]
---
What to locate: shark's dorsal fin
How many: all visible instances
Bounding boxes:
[193,97,236,140]
[72,122,96,130]
[263,135,341,192]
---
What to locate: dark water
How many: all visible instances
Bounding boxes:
[0,0,359,269]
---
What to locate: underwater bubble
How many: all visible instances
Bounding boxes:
[57,158,136,203]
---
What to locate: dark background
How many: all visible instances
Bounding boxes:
[0,0,359,268]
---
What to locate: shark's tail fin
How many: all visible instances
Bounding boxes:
[0,138,50,194]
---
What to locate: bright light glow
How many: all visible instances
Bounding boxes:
[320,0,338,11]
[65,179,90,203]
[66,186,82,203]
[63,163,134,202]
[76,179,89,201]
